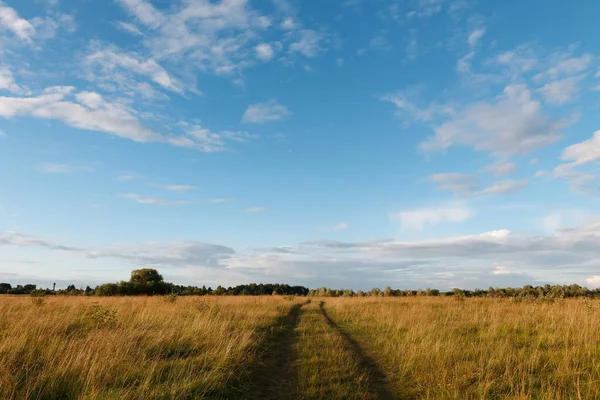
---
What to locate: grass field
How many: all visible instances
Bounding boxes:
[1,295,599,399]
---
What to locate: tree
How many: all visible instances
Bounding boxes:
[130,269,164,285]
[0,283,11,294]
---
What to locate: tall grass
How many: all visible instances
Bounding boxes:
[0,295,300,399]
[291,301,378,399]
[326,297,600,399]
[3,295,600,399]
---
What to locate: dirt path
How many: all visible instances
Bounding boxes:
[319,302,395,400]
[242,301,305,400]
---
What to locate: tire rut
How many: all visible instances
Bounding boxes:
[319,301,395,400]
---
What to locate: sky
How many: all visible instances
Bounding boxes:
[1,0,600,290]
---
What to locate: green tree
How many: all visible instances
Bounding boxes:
[0,283,11,294]
[130,269,164,285]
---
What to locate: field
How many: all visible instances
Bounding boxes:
[1,295,599,399]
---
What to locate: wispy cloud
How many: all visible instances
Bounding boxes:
[115,0,325,78]
[177,121,257,152]
[420,85,566,156]
[0,3,36,42]
[120,193,190,205]
[242,100,290,123]
[428,173,479,196]
[538,75,583,105]
[320,222,349,232]
[481,162,517,177]
[390,203,472,230]
[554,130,600,193]
[116,173,142,181]
[255,43,274,61]
[208,198,238,204]
[35,163,71,173]
[162,185,196,191]
[0,87,256,152]
[467,28,485,48]
[428,173,528,196]
[85,45,185,94]
[0,66,23,94]
[476,179,529,196]
[380,91,454,123]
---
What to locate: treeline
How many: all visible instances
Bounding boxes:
[0,269,309,297]
[308,284,600,299]
[1,270,599,299]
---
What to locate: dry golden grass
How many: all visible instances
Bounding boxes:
[291,301,380,399]
[325,296,600,399]
[2,295,600,399]
[0,295,302,399]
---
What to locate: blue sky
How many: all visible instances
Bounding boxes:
[1,0,600,290]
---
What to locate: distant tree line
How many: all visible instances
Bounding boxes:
[1,270,598,299]
[0,269,308,297]
[308,284,599,299]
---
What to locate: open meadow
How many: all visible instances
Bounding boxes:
[1,295,599,399]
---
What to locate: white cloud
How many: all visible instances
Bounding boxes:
[0,88,256,152]
[477,179,529,196]
[116,0,324,77]
[428,173,478,196]
[115,21,144,36]
[289,30,324,58]
[320,222,349,232]
[163,185,196,191]
[116,0,164,29]
[178,121,256,152]
[336,58,344,67]
[120,193,190,205]
[242,100,290,123]
[540,213,562,232]
[587,276,600,288]
[457,51,475,73]
[8,218,600,289]
[0,66,22,94]
[492,266,514,275]
[494,46,539,75]
[380,92,454,123]
[428,173,528,196]
[255,43,274,61]
[545,54,592,78]
[482,162,517,177]
[560,131,600,167]
[208,198,237,203]
[117,173,142,181]
[30,13,76,39]
[0,129,5,136]
[36,163,71,173]
[554,131,600,193]
[0,87,165,142]
[330,222,348,231]
[467,28,485,48]
[390,203,472,230]
[421,84,565,156]
[538,76,582,105]
[246,207,267,213]
[85,46,184,94]
[281,17,298,30]
[0,3,36,42]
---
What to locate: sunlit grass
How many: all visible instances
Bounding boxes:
[2,295,600,399]
[325,297,600,399]
[291,301,377,399]
[0,295,300,399]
